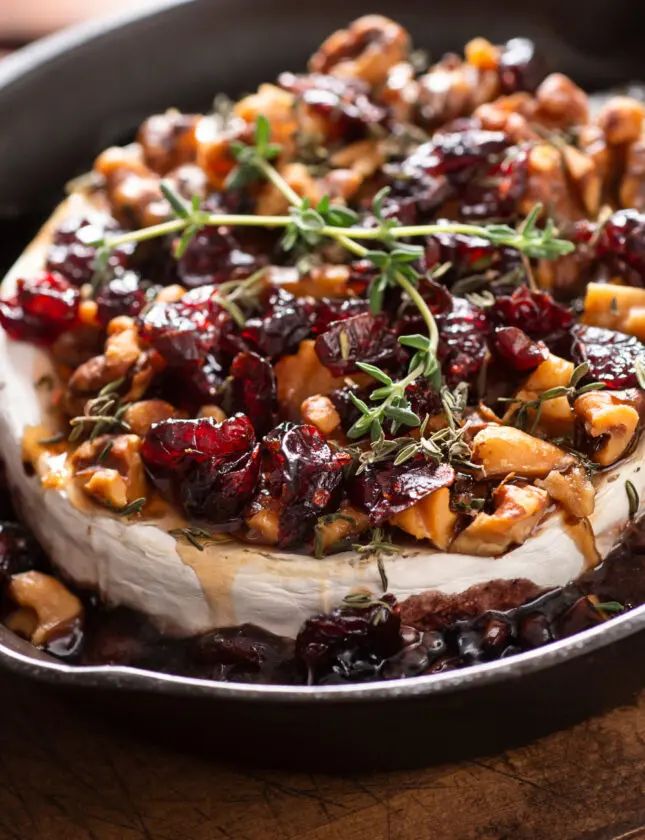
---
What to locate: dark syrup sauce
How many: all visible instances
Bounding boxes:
[1,464,643,686]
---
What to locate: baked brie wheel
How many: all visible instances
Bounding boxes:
[1,17,644,680]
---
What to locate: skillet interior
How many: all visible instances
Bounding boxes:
[0,0,643,767]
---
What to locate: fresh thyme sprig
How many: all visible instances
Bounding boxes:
[68,377,131,442]
[353,527,402,592]
[500,362,606,434]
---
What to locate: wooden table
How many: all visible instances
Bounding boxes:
[0,671,641,839]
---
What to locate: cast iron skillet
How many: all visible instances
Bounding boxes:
[0,0,644,769]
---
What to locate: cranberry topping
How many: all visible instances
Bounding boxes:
[230,351,277,436]
[177,225,263,289]
[571,324,645,389]
[493,326,548,371]
[139,285,218,365]
[278,72,387,139]
[262,423,351,546]
[595,209,645,282]
[349,459,454,524]
[141,414,260,523]
[404,129,510,181]
[243,290,316,358]
[295,594,402,682]
[95,270,146,325]
[0,272,80,343]
[499,38,547,94]
[314,311,402,376]
[490,286,574,342]
[436,297,490,387]
[46,216,129,287]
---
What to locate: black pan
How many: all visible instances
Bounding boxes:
[0,0,643,769]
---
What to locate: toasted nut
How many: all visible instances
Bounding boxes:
[7,572,82,646]
[137,110,199,174]
[472,425,573,478]
[309,15,410,86]
[195,113,245,189]
[198,405,227,422]
[315,505,370,554]
[562,144,601,215]
[123,399,179,436]
[465,37,499,71]
[505,353,575,437]
[268,264,350,299]
[301,395,342,436]
[275,340,347,421]
[452,484,549,556]
[390,487,457,550]
[574,391,639,466]
[246,506,280,545]
[78,299,100,327]
[72,434,147,506]
[582,281,645,341]
[620,138,645,211]
[234,84,297,145]
[597,96,645,145]
[536,464,595,518]
[535,73,589,127]
[83,469,129,508]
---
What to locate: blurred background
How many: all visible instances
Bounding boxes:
[0,0,157,53]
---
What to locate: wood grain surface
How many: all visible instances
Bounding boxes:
[0,672,641,840]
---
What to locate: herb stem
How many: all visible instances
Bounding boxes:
[395,271,438,353]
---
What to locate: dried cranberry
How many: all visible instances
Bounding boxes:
[141,414,260,524]
[459,148,529,220]
[311,297,370,334]
[295,594,402,681]
[278,72,387,140]
[571,324,645,389]
[436,297,490,387]
[595,210,645,282]
[493,326,548,371]
[499,38,547,94]
[0,272,80,343]
[349,458,454,524]
[404,130,510,182]
[262,423,351,546]
[46,216,129,286]
[314,312,402,376]
[177,225,262,289]
[425,232,496,275]
[139,285,217,364]
[243,290,316,357]
[230,351,277,436]
[95,271,146,325]
[490,286,574,343]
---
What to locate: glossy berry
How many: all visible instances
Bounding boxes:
[571,324,644,389]
[177,225,262,289]
[0,272,80,343]
[141,414,260,523]
[493,325,548,371]
[295,594,402,681]
[95,271,146,326]
[595,209,645,282]
[278,72,387,140]
[243,290,316,358]
[314,312,402,376]
[139,285,218,365]
[404,129,510,181]
[262,423,351,547]
[230,351,277,436]
[46,216,128,287]
[499,38,547,94]
[490,286,574,341]
[436,297,490,387]
[349,459,454,524]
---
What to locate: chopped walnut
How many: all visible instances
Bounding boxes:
[451,483,549,556]
[574,391,640,467]
[7,572,82,646]
[300,394,342,436]
[536,464,595,519]
[390,487,457,550]
[71,434,147,508]
[472,425,573,478]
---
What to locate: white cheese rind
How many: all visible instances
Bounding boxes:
[1,195,644,639]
